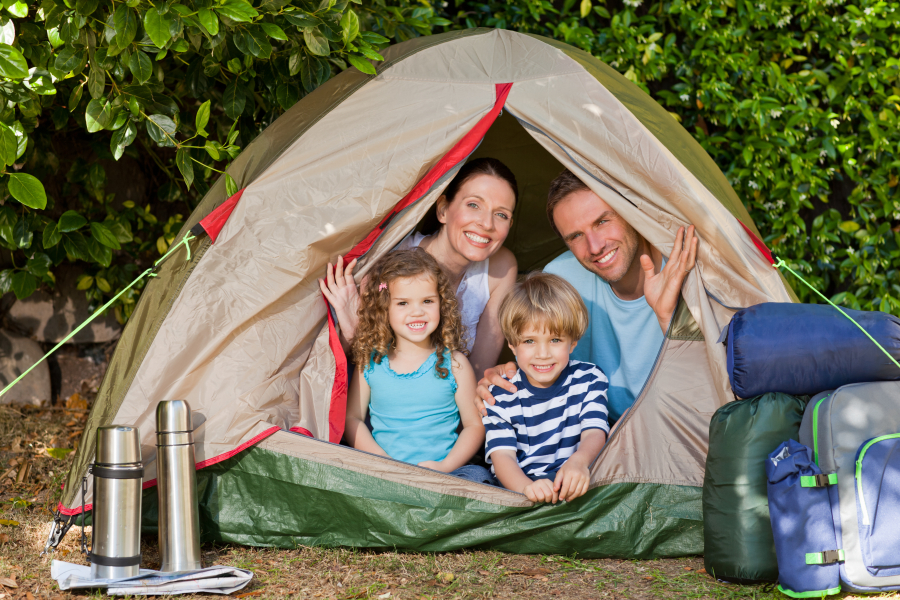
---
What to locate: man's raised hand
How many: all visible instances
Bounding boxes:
[640,225,698,333]
[318,255,360,339]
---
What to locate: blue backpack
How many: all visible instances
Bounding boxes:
[766,381,900,596]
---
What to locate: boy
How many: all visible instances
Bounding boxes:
[484,272,609,504]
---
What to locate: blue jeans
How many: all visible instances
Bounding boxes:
[450,464,499,486]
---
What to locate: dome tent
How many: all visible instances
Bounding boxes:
[54,28,795,557]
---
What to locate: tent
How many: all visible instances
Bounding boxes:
[55,28,795,558]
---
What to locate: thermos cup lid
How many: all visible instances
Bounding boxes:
[156,400,193,433]
[96,425,141,465]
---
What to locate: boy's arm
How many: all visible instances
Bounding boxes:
[554,429,606,501]
[491,451,559,504]
[420,352,484,472]
[343,369,388,456]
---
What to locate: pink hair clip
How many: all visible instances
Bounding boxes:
[378,282,387,291]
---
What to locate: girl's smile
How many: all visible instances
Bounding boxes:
[388,275,442,349]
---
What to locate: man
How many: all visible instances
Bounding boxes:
[476,169,698,423]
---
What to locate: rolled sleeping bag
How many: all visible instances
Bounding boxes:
[725,302,900,398]
[702,392,807,583]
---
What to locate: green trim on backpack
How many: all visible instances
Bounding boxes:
[805,550,845,565]
[777,584,842,598]
[800,473,838,488]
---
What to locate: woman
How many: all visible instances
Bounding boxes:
[319,158,518,377]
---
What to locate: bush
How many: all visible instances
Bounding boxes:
[441,0,900,312]
[0,0,447,319]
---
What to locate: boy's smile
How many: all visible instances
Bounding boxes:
[509,325,578,388]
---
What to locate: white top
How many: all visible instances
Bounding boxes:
[394,232,490,353]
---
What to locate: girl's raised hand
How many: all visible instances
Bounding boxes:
[318,255,360,339]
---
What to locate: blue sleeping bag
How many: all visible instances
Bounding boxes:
[726,303,900,398]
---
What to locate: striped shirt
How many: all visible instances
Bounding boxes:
[483,360,610,479]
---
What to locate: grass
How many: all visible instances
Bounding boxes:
[2,404,899,599]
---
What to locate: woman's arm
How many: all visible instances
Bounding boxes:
[343,368,388,456]
[419,352,484,472]
[467,247,518,376]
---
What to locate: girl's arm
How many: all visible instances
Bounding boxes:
[343,369,388,456]
[467,247,517,377]
[419,352,484,472]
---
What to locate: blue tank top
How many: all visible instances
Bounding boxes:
[364,350,460,465]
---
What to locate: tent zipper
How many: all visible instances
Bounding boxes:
[855,433,900,526]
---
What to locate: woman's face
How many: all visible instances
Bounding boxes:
[436,174,515,263]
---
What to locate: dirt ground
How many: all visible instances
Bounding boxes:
[1,404,898,600]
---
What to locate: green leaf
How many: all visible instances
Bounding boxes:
[204,139,220,160]
[87,63,105,99]
[84,98,114,132]
[26,253,51,277]
[839,220,860,233]
[225,173,237,196]
[75,0,98,16]
[0,43,27,78]
[145,113,177,146]
[96,276,111,292]
[11,271,37,299]
[175,148,194,189]
[222,80,245,120]
[0,206,14,244]
[303,28,329,56]
[90,221,121,249]
[58,210,87,232]
[0,121,16,167]
[580,0,591,17]
[76,274,93,290]
[346,53,375,75]
[284,13,320,28]
[198,7,218,35]
[55,47,83,73]
[260,22,287,40]
[9,121,24,160]
[359,31,388,44]
[6,1,26,18]
[0,269,11,294]
[276,82,298,110]
[108,220,132,243]
[113,5,138,47]
[67,83,83,111]
[195,99,210,136]
[0,18,14,45]
[63,232,91,261]
[46,448,74,460]
[42,222,62,247]
[215,0,258,22]
[88,237,112,267]
[144,7,173,48]
[128,50,152,83]
[110,121,137,160]
[246,26,272,57]
[12,217,31,247]
[339,9,358,44]
[8,173,47,209]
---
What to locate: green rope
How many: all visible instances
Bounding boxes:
[774,258,900,372]
[0,232,198,399]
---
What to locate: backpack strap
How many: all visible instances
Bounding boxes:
[805,549,845,565]
[800,473,838,487]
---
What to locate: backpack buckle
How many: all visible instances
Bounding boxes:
[806,549,845,565]
[800,473,837,487]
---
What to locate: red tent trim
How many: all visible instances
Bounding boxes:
[198,188,245,243]
[737,220,775,264]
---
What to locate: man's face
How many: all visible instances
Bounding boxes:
[552,189,641,284]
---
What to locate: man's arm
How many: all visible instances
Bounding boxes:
[640,225,698,333]
[474,363,518,416]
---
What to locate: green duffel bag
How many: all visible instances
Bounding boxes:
[703,393,808,583]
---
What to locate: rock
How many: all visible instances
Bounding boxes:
[4,266,121,344]
[0,329,50,406]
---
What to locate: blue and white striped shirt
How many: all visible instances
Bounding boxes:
[483,360,610,479]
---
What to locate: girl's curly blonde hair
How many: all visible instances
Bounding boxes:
[351,248,467,379]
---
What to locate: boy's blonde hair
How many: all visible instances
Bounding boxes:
[499,272,589,345]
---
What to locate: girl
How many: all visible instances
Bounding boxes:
[344,249,489,482]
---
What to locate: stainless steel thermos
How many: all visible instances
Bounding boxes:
[156,400,202,572]
[90,425,143,579]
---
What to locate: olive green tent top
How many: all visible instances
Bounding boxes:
[56,28,794,557]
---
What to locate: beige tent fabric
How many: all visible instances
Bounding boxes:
[70,29,792,508]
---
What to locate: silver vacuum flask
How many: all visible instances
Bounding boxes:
[156,400,202,572]
[90,425,143,580]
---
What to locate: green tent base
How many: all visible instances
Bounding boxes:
[136,443,702,557]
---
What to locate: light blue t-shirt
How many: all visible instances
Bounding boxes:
[544,251,665,423]
[364,350,460,464]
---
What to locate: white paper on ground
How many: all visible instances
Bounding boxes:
[51,560,253,595]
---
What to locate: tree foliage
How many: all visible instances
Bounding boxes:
[1,0,898,319]
[441,0,900,312]
[0,0,447,319]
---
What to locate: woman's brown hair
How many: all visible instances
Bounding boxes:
[351,248,467,378]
